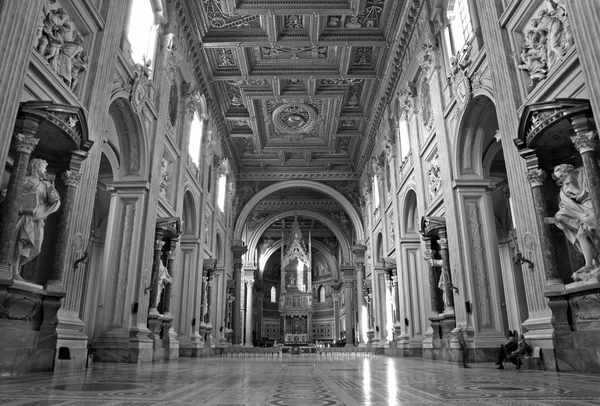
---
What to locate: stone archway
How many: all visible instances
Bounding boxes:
[234,180,364,243]
[246,210,352,265]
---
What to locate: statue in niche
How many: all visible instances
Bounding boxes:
[545,164,600,281]
[157,260,172,304]
[9,159,61,280]
[159,158,170,198]
[427,154,442,200]
[438,271,449,311]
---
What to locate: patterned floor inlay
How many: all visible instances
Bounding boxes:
[1,355,600,405]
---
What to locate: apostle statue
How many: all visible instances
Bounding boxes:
[545,164,600,281]
[156,260,173,305]
[9,159,61,280]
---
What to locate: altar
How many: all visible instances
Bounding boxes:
[285,333,308,344]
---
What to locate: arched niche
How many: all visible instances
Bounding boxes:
[401,189,419,237]
[181,190,198,237]
[375,232,384,264]
[216,233,223,266]
[454,94,499,179]
[107,97,147,178]
[234,180,364,243]
[246,210,351,264]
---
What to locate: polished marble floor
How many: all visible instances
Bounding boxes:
[1,354,600,405]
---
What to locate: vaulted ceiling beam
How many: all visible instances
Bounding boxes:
[200,39,388,47]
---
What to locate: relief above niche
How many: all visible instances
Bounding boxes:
[517,0,574,87]
[35,1,88,91]
[427,153,442,201]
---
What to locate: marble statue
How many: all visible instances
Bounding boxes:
[545,164,600,281]
[159,158,170,198]
[9,159,61,280]
[438,270,449,311]
[157,260,172,302]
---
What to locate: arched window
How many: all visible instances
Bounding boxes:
[126,0,158,72]
[398,120,411,160]
[217,173,227,212]
[271,286,277,303]
[373,175,380,209]
[444,0,473,56]
[189,113,203,165]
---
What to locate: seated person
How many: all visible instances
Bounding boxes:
[495,331,517,369]
[507,334,528,370]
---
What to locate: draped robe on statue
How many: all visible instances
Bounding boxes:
[9,175,61,268]
[554,167,600,265]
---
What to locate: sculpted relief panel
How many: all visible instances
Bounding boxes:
[35,1,88,91]
[517,0,574,87]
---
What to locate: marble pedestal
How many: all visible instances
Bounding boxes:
[546,279,600,372]
[423,314,457,362]
[0,280,64,374]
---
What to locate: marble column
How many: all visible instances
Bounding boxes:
[565,0,600,122]
[525,169,562,284]
[47,169,83,291]
[0,133,39,282]
[570,125,600,227]
[342,277,354,347]
[354,264,366,344]
[437,230,455,313]
[205,269,214,341]
[256,285,263,341]
[0,0,44,171]
[199,268,208,339]
[332,291,341,340]
[244,279,254,346]
[391,269,402,340]
[149,237,165,314]
[231,243,246,345]
[423,238,443,314]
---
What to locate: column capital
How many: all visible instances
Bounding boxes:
[423,248,436,260]
[61,170,82,188]
[571,130,598,154]
[246,279,255,288]
[231,241,247,263]
[352,244,367,263]
[154,239,165,250]
[438,237,448,250]
[13,133,39,154]
[167,250,176,260]
[526,168,547,187]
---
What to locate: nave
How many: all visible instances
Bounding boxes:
[1,355,600,406]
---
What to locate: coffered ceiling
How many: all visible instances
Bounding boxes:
[182,0,406,179]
